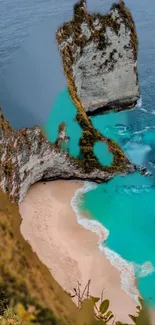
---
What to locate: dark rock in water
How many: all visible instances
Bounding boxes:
[56,0,139,114]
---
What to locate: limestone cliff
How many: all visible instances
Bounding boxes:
[56,0,139,114]
[0,0,142,204]
[0,106,135,203]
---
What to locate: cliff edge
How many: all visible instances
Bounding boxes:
[0,106,135,203]
[0,0,141,204]
[56,0,139,114]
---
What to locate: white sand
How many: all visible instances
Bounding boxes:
[19,180,138,323]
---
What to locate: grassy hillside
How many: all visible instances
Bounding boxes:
[0,189,77,324]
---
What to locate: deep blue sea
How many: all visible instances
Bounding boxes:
[1,0,155,308]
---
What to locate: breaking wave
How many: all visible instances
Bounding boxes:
[71,181,154,304]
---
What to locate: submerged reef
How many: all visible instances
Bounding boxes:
[56,0,139,114]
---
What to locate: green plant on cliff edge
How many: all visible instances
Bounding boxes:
[67,280,151,325]
[0,280,152,325]
[0,298,152,325]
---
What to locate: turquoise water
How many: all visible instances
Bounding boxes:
[44,86,155,307]
[91,111,128,144]
[44,89,82,157]
[44,88,114,167]
[81,111,155,308]
[93,141,113,166]
[81,169,155,307]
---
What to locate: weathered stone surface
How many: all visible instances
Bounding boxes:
[0,1,141,204]
[56,0,139,114]
[0,107,135,203]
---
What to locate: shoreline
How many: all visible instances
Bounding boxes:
[19,180,138,323]
[71,182,140,303]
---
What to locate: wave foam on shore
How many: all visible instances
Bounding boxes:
[71,181,154,304]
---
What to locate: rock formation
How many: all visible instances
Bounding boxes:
[0,106,135,203]
[0,0,142,204]
[56,0,139,114]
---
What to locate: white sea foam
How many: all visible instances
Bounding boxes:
[133,125,155,136]
[136,96,143,108]
[140,108,148,113]
[137,97,155,115]
[71,181,155,303]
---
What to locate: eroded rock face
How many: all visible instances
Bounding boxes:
[0,107,135,203]
[0,1,140,204]
[56,0,139,114]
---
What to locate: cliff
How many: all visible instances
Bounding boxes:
[0,1,141,204]
[56,0,139,114]
[0,188,77,324]
[0,105,135,204]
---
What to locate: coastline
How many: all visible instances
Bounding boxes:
[71,182,140,303]
[19,180,138,323]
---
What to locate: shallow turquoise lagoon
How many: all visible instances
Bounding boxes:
[44,89,114,166]
[44,89,82,157]
[93,141,113,166]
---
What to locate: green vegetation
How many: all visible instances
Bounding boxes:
[0,287,152,325]
[0,189,77,325]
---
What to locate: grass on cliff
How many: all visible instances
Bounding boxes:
[0,188,77,325]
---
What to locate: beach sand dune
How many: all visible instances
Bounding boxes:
[19,180,137,323]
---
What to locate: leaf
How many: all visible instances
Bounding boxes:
[105,314,114,323]
[105,311,113,318]
[104,311,114,322]
[100,299,110,314]
[136,300,151,325]
[90,296,100,304]
[76,299,94,325]
[138,296,143,303]
[129,314,137,323]
[96,321,106,325]
[115,322,124,325]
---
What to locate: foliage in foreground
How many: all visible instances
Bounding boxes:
[0,279,152,325]
[0,296,152,325]
[69,280,152,325]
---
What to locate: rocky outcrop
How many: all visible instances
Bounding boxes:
[56,0,139,114]
[0,1,141,204]
[0,106,135,203]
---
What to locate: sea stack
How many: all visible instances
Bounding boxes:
[56,0,139,114]
[0,1,140,204]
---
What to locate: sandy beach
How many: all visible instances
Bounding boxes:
[19,180,138,323]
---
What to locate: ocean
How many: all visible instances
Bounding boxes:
[1,0,155,308]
